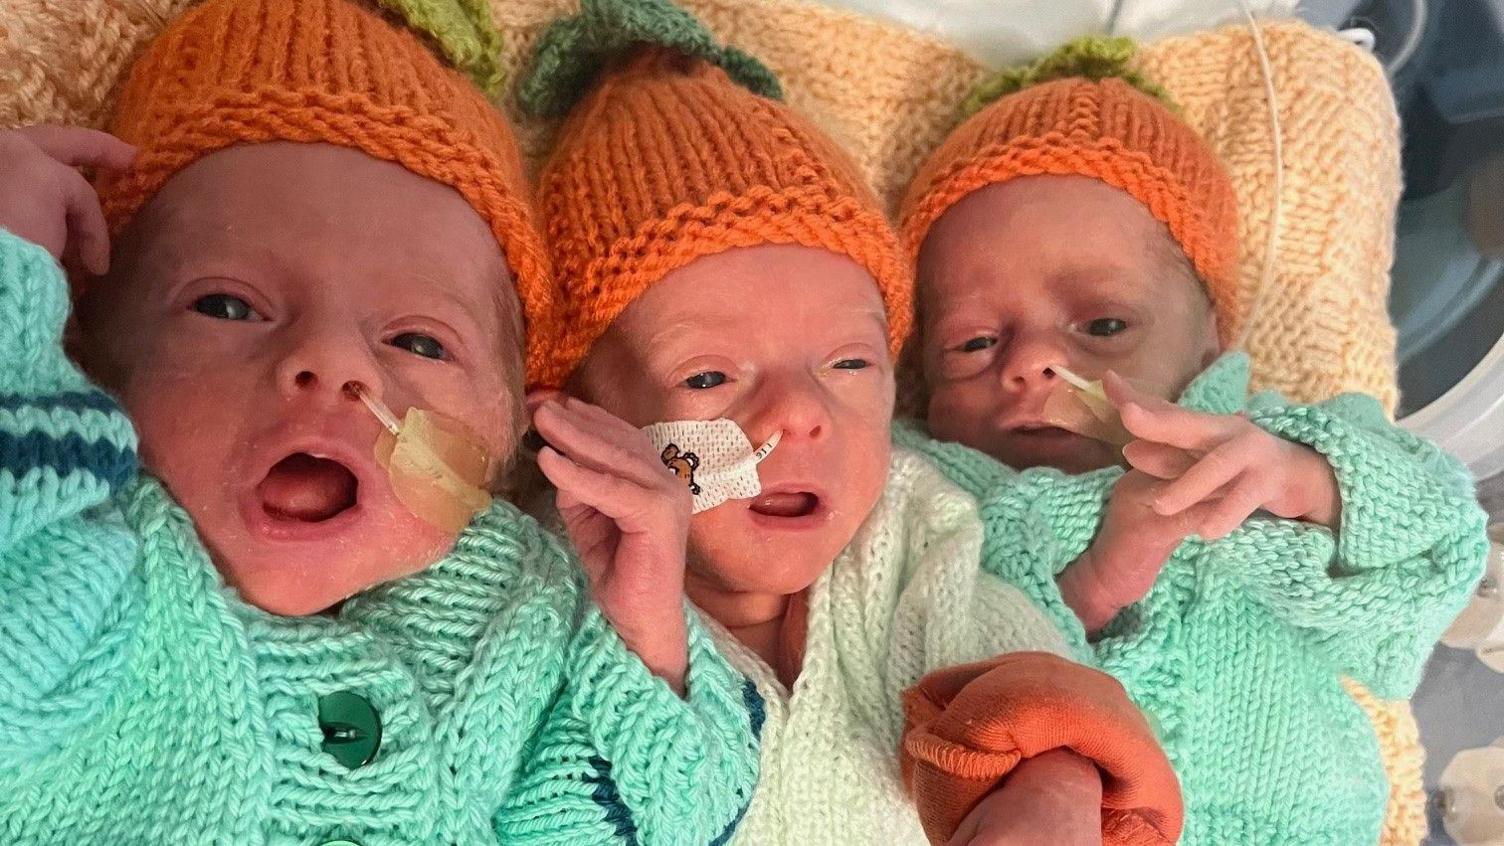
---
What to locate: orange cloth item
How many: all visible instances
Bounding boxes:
[900,71,1240,346]
[93,0,555,385]
[902,651,1183,846]
[532,47,911,388]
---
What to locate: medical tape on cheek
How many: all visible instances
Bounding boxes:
[347,381,494,534]
[640,418,781,514]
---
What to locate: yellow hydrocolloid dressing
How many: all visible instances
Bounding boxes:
[347,381,493,534]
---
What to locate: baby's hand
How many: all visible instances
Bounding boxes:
[0,126,135,275]
[1058,469,1199,634]
[1105,372,1341,538]
[533,397,691,694]
[947,750,1103,846]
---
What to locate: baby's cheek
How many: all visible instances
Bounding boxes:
[926,384,987,441]
[361,495,458,579]
[130,382,228,484]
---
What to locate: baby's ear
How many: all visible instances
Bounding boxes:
[521,387,566,453]
[525,387,566,418]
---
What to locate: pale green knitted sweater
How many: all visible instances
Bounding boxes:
[899,353,1489,845]
[702,448,1073,845]
[0,228,761,845]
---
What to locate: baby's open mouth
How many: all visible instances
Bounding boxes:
[750,492,819,518]
[257,453,359,522]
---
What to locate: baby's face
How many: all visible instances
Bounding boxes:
[918,175,1219,473]
[79,142,523,616]
[575,244,894,603]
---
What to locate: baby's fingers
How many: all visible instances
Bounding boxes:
[1102,370,1160,411]
[1111,387,1240,455]
[16,126,136,171]
[59,168,111,275]
[537,446,657,524]
[1151,440,1247,516]
[1192,481,1265,541]
[563,396,654,442]
[1121,440,1196,480]
[533,401,667,490]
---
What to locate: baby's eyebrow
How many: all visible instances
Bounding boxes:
[1049,265,1130,290]
[421,288,499,342]
[927,296,992,323]
[644,320,716,349]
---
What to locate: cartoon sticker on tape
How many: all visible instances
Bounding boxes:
[660,443,702,496]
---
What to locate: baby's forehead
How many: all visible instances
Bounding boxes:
[918,179,1193,302]
[118,143,516,312]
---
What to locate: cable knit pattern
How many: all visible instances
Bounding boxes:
[0,228,760,845]
[699,448,1072,844]
[904,352,1489,845]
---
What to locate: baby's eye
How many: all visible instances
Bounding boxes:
[958,336,997,353]
[1085,318,1128,337]
[832,358,870,371]
[192,294,258,321]
[390,332,447,360]
[684,371,727,390]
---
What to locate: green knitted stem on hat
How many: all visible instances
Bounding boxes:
[375,0,506,97]
[961,35,1175,118]
[518,0,782,119]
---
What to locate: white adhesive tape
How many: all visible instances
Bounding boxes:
[642,419,781,514]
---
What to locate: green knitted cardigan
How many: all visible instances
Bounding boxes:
[0,228,761,845]
[898,352,1489,845]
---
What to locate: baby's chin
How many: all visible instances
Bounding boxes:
[213,539,449,616]
[194,503,455,617]
[690,540,831,593]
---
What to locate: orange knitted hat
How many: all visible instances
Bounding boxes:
[95,0,555,384]
[519,0,911,389]
[901,38,1239,343]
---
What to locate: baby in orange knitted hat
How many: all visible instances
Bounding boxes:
[899,37,1488,844]
[0,0,764,841]
[519,3,1189,845]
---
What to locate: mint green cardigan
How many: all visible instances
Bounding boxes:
[900,353,1488,845]
[0,228,761,845]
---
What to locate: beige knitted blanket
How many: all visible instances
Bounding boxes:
[0,2,1420,842]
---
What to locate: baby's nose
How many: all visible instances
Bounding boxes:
[1002,339,1065,390]
[275,335,385,405]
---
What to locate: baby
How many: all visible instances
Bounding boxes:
[518,3,1183,844]
[0,0,759,842]
[898,39,1489,844]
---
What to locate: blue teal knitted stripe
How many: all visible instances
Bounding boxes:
[0,430,136,493]
[583,678,765,845]
[0,392,124,416]
[740,678,766,739]
[585,756,638,843]
[705,679,765,846]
